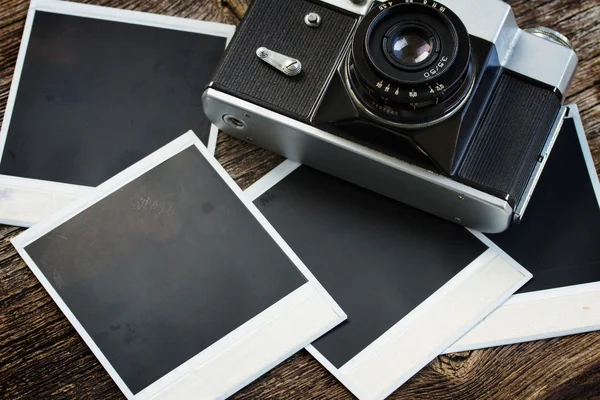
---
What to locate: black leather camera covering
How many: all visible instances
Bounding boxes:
[212,0,357,122]
[456,73,562,205]
[0,11,225,187]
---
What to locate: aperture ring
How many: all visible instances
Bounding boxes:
[345,54,477,129]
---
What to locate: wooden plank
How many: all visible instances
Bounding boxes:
[0,0,598,399]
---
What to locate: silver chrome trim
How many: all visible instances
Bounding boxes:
[319,0,374,15]
[513,106,567,223]
[439,0,518,62]
[431,0,576,96]
[304,12,322,28]
[526,27,573,50]
[503,29,578,96]
[343,53,477,130]
[203,88,514,233]
[256,47,302,77]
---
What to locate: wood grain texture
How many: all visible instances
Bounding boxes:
[0,0,599,399]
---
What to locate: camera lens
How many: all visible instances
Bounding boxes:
[389,29,433,66]
[346,0,475,128]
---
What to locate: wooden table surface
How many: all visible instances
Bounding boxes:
[1,0,599,398]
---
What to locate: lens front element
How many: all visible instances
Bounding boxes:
[390,31,433,65]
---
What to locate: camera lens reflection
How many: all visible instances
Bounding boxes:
[390,31,433,65]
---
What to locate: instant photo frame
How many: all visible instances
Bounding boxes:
[12,132,346,400]
[0,0,234,227]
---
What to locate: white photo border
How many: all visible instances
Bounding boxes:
[447,104,600,353]
[12,131,346,400]
[0,0,232,228]
[244,161,532,400]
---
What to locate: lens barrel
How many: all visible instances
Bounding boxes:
[347,0,474,128]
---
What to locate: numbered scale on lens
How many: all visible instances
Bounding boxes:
[372,80,449,109]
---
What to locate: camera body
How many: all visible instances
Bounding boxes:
[202,0,577,233]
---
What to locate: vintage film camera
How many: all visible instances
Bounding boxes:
[203,0,577,233]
